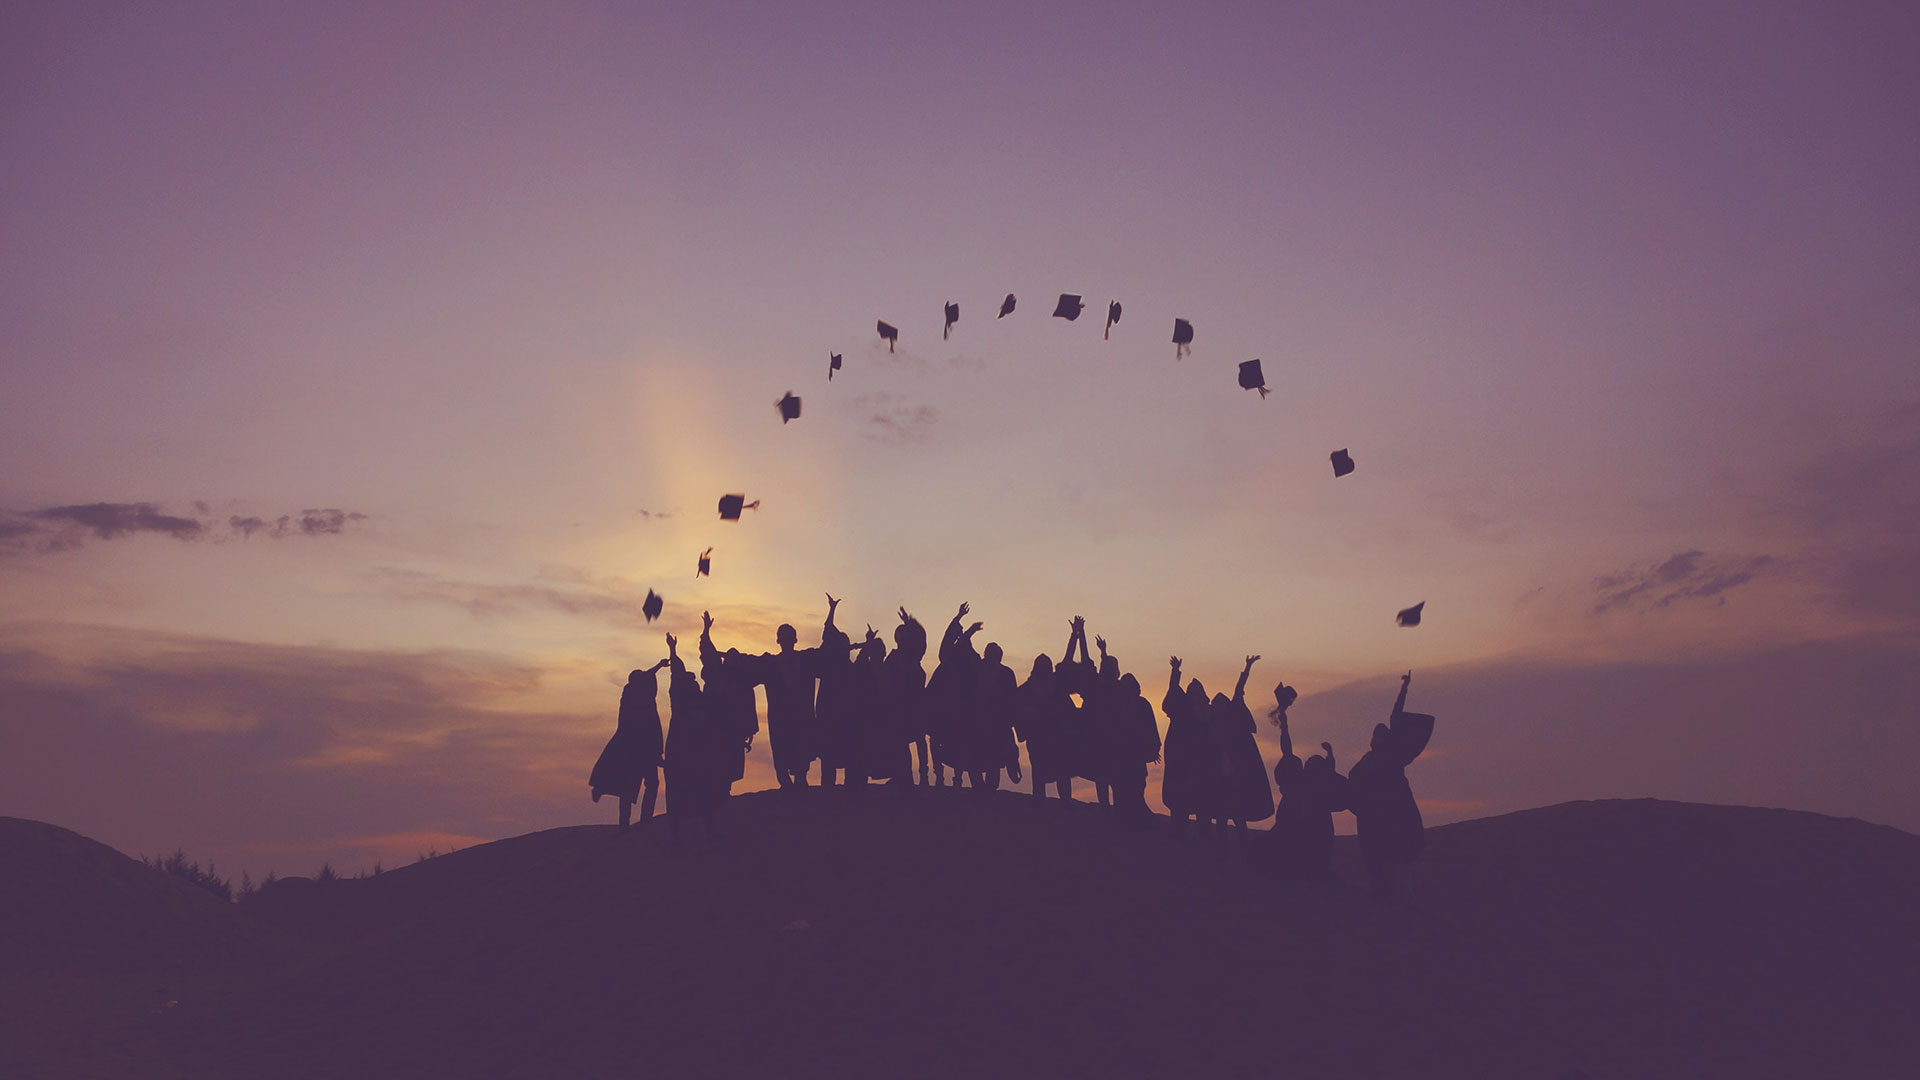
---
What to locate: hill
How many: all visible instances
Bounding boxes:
[8,793,1920,1079]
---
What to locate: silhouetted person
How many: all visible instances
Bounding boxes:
[815,595,859,789]
[926,602,983,786]
[887,608,930,787]
[1214,656,1276,848]
[850,627,892,787]
[1110,671,1161,829]
[748,611,825,788]
[1347,672,1435,899]
[973,641,1022,791]
[1160,657,1213,838]
[1054,615,1096,800]
[1263,682,1346,880]
[1083,634,1126,809]
[590,660,669,831]
[698,612,758,794]
[1015,654,1072,801]
[663,634,721,844]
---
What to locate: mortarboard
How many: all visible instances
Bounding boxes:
[717,494,760,520]
[1330,449,1355,478]
[877,320,898,352]
[1172,318,1194,359]
[1238,359,1270,399]
[1053,294,1085,321]
[777,392,801,423]
[1396,602,1425,627]
[642,589,664,623]
[1105,301,1122,340]
[696,547,712,577]
[998,293,1016,318]
[828,352,842,381]
[944,302,959,340]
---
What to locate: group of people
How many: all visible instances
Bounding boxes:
[590,599,1435,896]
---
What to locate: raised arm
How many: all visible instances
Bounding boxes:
[698,611,719,668]
[665,633,684,677]
[1234,655,1259,703]
[1095,634,1109,668]
[1278,712,1294,761]
[1163,656,1182,712]
[1392,671,1411,719]
[823,593,841,633]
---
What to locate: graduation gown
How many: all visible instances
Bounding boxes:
[973,659,1021,773]
[1159,689,1210,816]
[1215,697,1275,822]
[590,673,663,802]
[1015,669,1073,782]
[1348,712,1435,866]
[664,676,725,814]
[748,648,822,775]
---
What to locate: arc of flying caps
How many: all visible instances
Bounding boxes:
[943,302,959,340]
[1330,449,1355,478]
[1172,318,1193,359]
[717,494,760,520]
[776,391,801,423]
[1238,359,1270,399]
[1105,300,1121,340]
[696,548,712,577]
[1396,602,1425,627]
[998,293,1016,318]
[642,589,664,623]
[876,320,898,352]
[828,352,842,381]
[1052,294,1085,321]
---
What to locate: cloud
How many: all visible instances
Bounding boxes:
[1284,632,1920,835]
[850,393,939,446]
[1773,421,1920,625]
[0,624,597,878]
[0,502,366,554]
[1591,549,1773,613]
[31,502,204,540]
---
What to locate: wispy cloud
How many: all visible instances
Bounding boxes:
[850,393,939,446]
[1592,550,1773,614]
[0,502,366,555]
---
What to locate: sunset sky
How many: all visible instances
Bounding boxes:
[4,1,1917,879]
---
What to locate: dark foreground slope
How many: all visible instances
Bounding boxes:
[13,793,1920,1080]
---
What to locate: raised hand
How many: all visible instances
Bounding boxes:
[965,621,983,637]
[1244,655,1261,669]
[826,593,839,611]
[1169,656,1181,671]
[665,633,678,653]
[1095,635,1107,654]
[898,606,912,624]
[702,610,714,631]
[956,601,970,619]
[1321,741,1333,755]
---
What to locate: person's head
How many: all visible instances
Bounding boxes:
[1210,692,1230,710]
[1118,672,1140,697]
[1185,679,1207,708]
[859,637,885,663]
[1030,654,1053,679]
[628,668,648,685]
[1304,754,1329,778]
[1099,655,1119,680]
[1276,755,1304,788]
[671,669,699,698]
[983,642,1003,665]
[1372,722,1391,751]
[776,623,797,650]
[725,647,742,663]
[893,617,926,660]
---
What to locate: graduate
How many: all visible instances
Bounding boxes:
[589,660,669,831]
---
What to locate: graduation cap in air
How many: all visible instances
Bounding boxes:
[1053,294,1085,321]
[642,589,664,623]
[999,293,1016,318]
[717,494,760,520]
[696,547,712,577]
[1172,318,1194,359]
[776,392,801,423]
[1330,449,1355,478]
[944,302,959,340]
[1105,301,1122,340]
[828,353,842,381]
[1396,602,1425,627]
[1238,359,1270,399]
[877,320,898,352]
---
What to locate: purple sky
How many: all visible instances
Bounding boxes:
[4,1,1918,877]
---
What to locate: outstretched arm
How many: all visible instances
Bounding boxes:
[647,659,671,675]
[698,611,719,667]
[1322,742,1335,772]
[1278,713,1293,761]
[1235,655,1259,703]
[665,633,684,676]
[1095,634,1109,668]
[823,593,841,633]
[1392,671,1411,720]
[1164,656,1182,706]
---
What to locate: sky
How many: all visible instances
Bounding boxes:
[3,1,1918,879]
